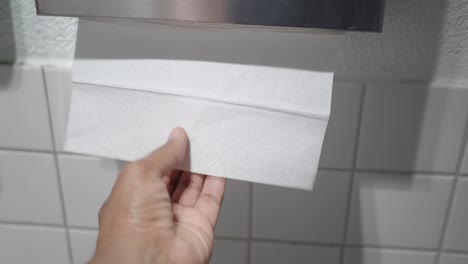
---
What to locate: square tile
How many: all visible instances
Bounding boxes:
[0,224,70,264]
[252,170,351,243]
[440,253,468,264]
[251,242,340,264]
[0,65,53,150]
[43,67,72,151]
[319,81,363,169]
[69,229,98,264]
[343,248,436,264]
[0,150,63,224]
[347,172,453,249]
[444,178,468,251]
[58,154,122,228]
[357,84,468,173]
[211,239,248,264]
[215,180,250,238]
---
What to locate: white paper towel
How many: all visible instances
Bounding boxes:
[65,19,340,190]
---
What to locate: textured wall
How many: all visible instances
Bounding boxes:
[433,0,468,86]
[1,0,464,81]
[336,0,446,80]
[0,0,77,65]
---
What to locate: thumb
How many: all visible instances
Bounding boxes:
[139,127,189,177]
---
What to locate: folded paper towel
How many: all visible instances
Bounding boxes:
[65,19,340,190]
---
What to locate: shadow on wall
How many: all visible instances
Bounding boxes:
[0,0,15,63]
[319,0,460,262]
[343,0,468,262]
[0,0,15,87]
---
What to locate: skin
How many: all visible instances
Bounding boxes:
[89,128,226,264]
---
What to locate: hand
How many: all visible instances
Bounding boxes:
[90,128,227,264]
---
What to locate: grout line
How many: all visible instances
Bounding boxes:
[247,182,254,264]
[353,168,458,177]
[455,117,468,173]
[235,235,468,256]
[319,167,459,177]
[4,220,468,256]
[434,174,460,264]
[344,244,438,253]
[68,226,99,231]
[339,171,357,263]
[2,146,456,176]
[318,167,352,172]
[0,147,88,156]
[0,220,65,229]
[41,67,75,264]
[0,147,53,154]
[215,236,249,242]
[0,145,459,177]
[435,116,468,264]
[442,249,468,255]
[339,83,367,264]
[251,238,340,248]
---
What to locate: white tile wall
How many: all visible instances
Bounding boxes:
[215,180,250,238]
[0,224,70,264]
[347,173,453,249]
[0,150,63,224]
[343,248,436,264]
[319,81,363,169]
[252,170,351,243]
[251,242,340,264]
[0,65,53,150]
[357,84,468,173]
[461,143,468,175]
[444,178,468,251]
[58,154,121,228]
[43,67,72,151]
[211,240,248,264]
[439,253,468,264]
[415,89,468,172]
[69,229,98,264]
[2,64,468,263]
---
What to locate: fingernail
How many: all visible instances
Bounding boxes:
[168,128,182,141]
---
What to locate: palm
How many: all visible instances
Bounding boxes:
[162,171,225,264]
[93,129,226,264]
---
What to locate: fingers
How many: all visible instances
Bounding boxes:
[161,170,183,195]
[138,128,189,178]
[172,172,206,207]
[195,176,227,227]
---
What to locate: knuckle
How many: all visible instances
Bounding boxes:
[200,193,220,207]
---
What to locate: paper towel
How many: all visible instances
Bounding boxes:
[65,19,340,190]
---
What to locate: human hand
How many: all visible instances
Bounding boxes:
[90,128,227,264]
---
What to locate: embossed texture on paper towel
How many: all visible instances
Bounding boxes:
[65,19,339,190]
